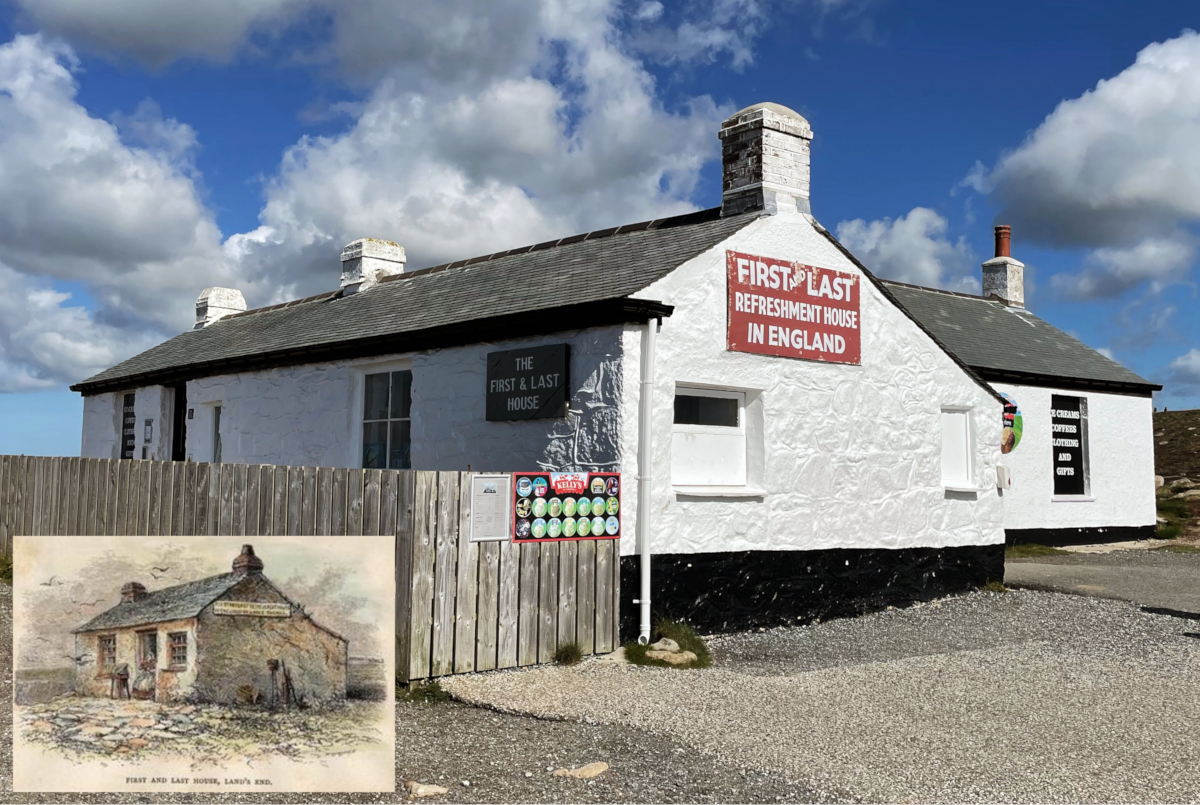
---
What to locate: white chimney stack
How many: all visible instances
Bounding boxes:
[340,238,406,294]
[982,225,1025,308]
[194,287,247,329]
[720,102,814,217]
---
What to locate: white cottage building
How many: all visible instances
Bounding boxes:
[77,101,1089,635]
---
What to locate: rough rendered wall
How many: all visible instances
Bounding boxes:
[74,618,197,700]
[183,327,624,471]
[618,211,1006,556]
[80,386,174,460]
[194,575,347,706]
[81,392,120,459]
[992,383,1156,531]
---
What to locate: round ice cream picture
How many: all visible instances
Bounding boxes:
[563,518,577,537]
[592,516,606,535]
[533,478,549,497]
[516,477,533,497]
[515,519,531,538]
[605,497,619,515]
[549,497,562,517]
[515,498,531,518]
[577,497,592,517]
[532,518,547,538]
[548,518,562,538]
[590,477,606,495]
[563,497,577,517]
[605,516,619,535]
[577,517,591,536]
[606,477,619,497]
[532,497,547,518]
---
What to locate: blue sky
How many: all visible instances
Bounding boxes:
[0,0,1198,456]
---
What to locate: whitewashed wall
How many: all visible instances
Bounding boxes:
[80,386,174,460]
[991,382,1156,531]
[617,211,1006,556]
[179,326,624,470]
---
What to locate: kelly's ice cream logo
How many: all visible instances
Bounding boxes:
[550,472,588,495]
[726,250,861,365]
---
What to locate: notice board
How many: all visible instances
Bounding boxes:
[726,250,861,364]
[1051,394,1088,496]
[512,471,621,543]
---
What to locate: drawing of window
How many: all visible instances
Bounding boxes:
[169,632,188,667]
[99,635,116,670]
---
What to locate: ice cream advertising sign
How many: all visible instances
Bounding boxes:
[726,250,861,364]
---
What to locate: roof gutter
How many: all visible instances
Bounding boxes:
[973,368,1161,397]
[71,297,674,396]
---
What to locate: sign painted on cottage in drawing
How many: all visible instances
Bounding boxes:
[212,600,291,618]
[511,472,621,543]
[726,250,861,364]
[486,344,570,420]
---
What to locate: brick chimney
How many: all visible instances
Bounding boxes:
[982,225,1025,308]
[120,581,148,602]
[340,238,406,294]
[720,102,814,217]
[232,543,264,575]
[195,287,247,329]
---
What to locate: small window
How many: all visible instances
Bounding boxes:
[940,408,973,488]
[212,405,223,464]
[363,370,412,469]
[168,632,188,667]
[1051,394,1090,496]
[671,387,746,487]
[99,635,116,670]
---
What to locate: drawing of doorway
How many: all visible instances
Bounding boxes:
[134,630,158,700]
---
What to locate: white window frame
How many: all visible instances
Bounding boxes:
[940,406,976,492]
[671,385,749,492]
[350,359,414,469]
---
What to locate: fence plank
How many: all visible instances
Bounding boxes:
[576,539,596,653]
[331,468,348,536]
[168,462,184,536]
[453,473,478,674]
[193,463,210,537]
[257,465,274,536]
[362,469,381,536]
[475,541,500,672]
[557,540,577,646]
[538,541,559,664]
[394,471,416,683]
[301,466,317,535]
[430,472,460,677]
[146,460,162,536]
[137,460,153,535]
[113,459,131,536]
[315,467,333,536]
[407,471,438,681]
[62,457,74,535]
[89,459,105,536]
[517,542,539,666]
[380,471,398,538]
[594,539,614,653]
[611,541,622,650]
[1,456,11,547]
[346,468,365,536]
[218,462,234,536]
[286,466,304,535]
[243,464,260,537]
[65,457,80,535]
[271,466,288,536]
[20,456,35,536]
[496,539,519,669]
[231,463,247,537]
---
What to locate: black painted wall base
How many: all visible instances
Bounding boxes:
[619,544,1004,641]
[1005,525,1156,546]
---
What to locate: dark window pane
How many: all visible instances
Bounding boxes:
[674,394,738,427]
[364,372,390,421]
[391,370,412,419]
[363,421,388,469]
[389,420,411,469]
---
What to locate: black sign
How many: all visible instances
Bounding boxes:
[121,393,136,460]
[1051,394,1087,496]
[486,344,569,420]
[511,472,621,542]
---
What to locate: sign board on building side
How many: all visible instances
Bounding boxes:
[1051,395,1088,496]
[511,472,621,543]
[486,344,570,420]
[212,600,291,618]
[726,250,861,365]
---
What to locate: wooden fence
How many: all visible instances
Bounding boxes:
[0,455,620,681]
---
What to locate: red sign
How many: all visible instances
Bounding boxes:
[726,250,861,364]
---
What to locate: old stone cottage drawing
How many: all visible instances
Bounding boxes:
[71,544,347,705]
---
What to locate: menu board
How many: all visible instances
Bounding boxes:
[511,472,621,543]
[470,474,511,542]
[1051,394,1087,496]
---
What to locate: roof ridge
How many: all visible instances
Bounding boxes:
[878,278,993,302]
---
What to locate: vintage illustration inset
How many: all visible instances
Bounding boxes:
[13,535,395,793]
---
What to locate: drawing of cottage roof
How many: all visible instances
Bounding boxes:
[73,573,246,633]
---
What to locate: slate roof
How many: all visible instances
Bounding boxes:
[882,281,1160,392]
[73,572,244,633]
[72,208,760,393]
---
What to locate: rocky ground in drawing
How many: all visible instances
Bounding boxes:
[16,696,387,767]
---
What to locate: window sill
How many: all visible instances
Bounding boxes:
[1052,495,1095,503]
[673,485,766,499]
[943,485,980,493]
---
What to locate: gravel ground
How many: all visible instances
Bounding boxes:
[1006,550,1200,569]
[0,584,821,804]
[444,590,1200,804]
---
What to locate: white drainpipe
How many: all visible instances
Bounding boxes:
[636,317,658,644]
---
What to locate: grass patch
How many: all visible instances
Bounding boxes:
[623,618,712,670]
[0,555,10,586]
[982,580,1009,593]
[1156,496,1192,540]
[553,641,584,666]
[397,680,452,703]
[1152,544,1200,554]
[1005,543,1070,558]
[1158,522,1185,540]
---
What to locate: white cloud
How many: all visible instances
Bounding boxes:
[1168,348,1200,386]
[835,207,979,292]
[1096,347,1116,361]
[973,30,1200,299]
